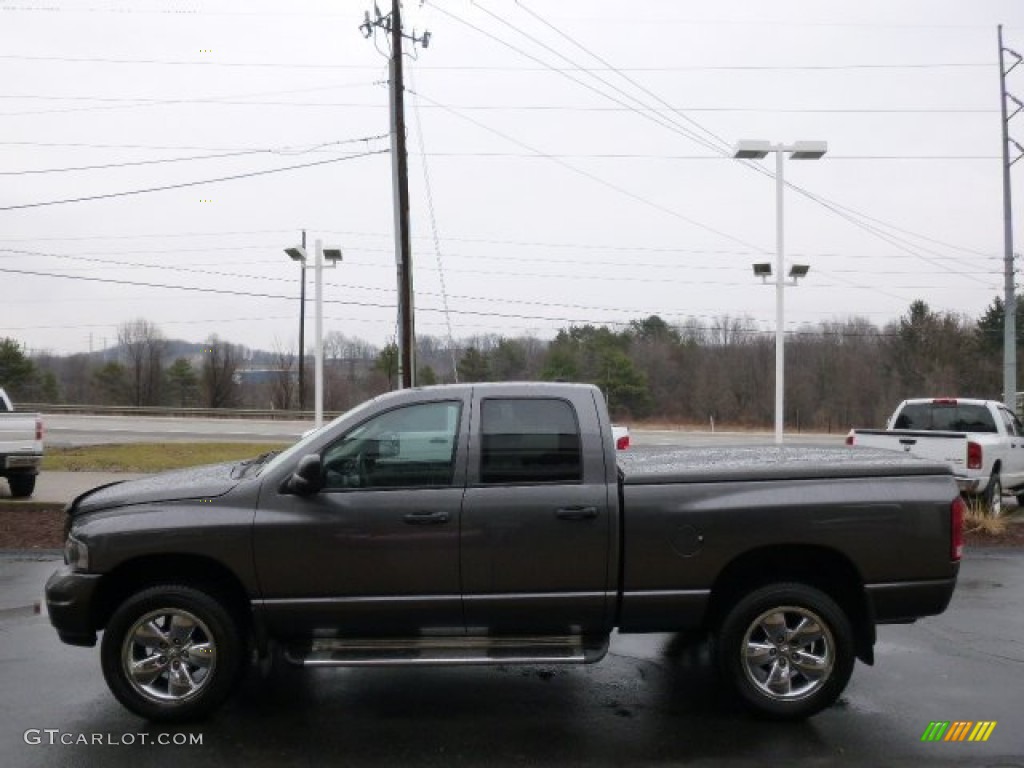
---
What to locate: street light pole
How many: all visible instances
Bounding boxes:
[734,140,827,445]
[774,149,786,445]
[285,239,341,429]
[298,229,306,411]
[314,239,324,428]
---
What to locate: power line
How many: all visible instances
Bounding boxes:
[0,80,382,119]
[0,146,388,211]
[508,1,996,272]
[410,89,764,252]
[0,227,296,243]
[0,53,994,70]
[0,141,379,176]
[2,96,997,115]
[1,227,997,266]
[470,2,994,282]
[0,6,348,16]
[0,262,938,333]
[506,1,739,154]
[414,150,998,161]
[427,3,725,156]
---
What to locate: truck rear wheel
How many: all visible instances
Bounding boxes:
[716,582,855,720]
[100,584,243,722]
[984,472,1003,518]
[7,474,36,498]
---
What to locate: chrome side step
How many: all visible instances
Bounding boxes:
[283,635,610,667]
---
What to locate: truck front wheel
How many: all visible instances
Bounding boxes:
[716,582,855,720]
[100,584,244,722]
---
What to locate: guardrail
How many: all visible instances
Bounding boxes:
[16,403,343,421]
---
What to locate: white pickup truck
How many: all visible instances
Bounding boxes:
[0,387,44,498]
[846,397,1024,517]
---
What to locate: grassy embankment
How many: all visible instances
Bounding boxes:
[42,442,290,473]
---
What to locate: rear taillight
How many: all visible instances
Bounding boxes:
[616,435,630,450]
[967,441,982,470]
[845,434,855,446]
[35,417,43,441]
[951,496,966,561]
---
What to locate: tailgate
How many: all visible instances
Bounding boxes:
[851,429,967,470]
[0,414,42,459]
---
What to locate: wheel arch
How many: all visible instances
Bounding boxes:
[93,554,253,636]
[704,544,874,664]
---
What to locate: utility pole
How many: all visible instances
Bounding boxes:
[361,2,430,389]
[298,229,306,410]
[999,25,1023,412]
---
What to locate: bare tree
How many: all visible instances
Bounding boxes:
[201,335,242,408]
[117,318,166,406]
[271,343,296,410]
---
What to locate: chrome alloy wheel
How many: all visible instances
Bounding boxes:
[740,605,834,701]
[121,608,217,703]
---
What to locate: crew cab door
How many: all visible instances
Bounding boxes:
[253,397,469,637]
[460,389,613,635]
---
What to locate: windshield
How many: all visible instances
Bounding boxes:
[257,394,390,477]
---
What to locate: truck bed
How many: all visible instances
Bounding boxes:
[615,445,958,633]
[617,445,952,484]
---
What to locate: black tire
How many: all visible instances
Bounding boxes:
[100,584,244,722]
[715,582,855,720]
[7,474,36,498]
[984,473,1003,518]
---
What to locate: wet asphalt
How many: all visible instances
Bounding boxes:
[1,550,1022,768]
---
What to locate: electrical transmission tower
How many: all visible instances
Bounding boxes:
[999,24,1022,410]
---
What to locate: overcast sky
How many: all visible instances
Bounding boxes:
[2,0,1023,357]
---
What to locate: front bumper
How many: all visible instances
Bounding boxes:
[45,566,101,647]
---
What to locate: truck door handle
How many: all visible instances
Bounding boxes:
[402,511,450,525]
[555,506,598,520]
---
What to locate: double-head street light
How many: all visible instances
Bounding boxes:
[284,240,342,428]
[733,140,827,444]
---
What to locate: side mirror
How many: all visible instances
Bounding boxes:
[288,454,323,496]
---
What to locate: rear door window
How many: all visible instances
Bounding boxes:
[479,398,582,484]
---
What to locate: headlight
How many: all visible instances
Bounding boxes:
[63,534,89,572]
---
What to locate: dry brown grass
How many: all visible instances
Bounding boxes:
[963,503,1009,536]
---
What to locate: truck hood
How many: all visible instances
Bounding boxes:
[69,461,242,515]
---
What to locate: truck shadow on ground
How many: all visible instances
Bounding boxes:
[207,632,830,765]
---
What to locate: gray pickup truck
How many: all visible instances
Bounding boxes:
[45,383,963,723]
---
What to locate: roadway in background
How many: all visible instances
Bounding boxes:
[43,414,310,447]
[42,413,847,449]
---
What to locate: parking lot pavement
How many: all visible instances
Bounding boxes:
[1,549,1021,768]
